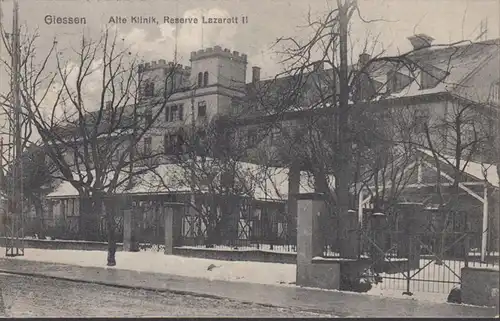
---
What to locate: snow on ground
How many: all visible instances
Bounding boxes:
[367,258,499,303]
[1,247,498,304]
[177,244,297,253]
[0,247,296,286]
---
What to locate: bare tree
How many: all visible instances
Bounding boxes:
[267,0,497,261]
[3,26,178,266]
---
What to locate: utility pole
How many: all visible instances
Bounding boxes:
[5,0,24,257]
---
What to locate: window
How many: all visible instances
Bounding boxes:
[178,104,184,121]
[247,129,258,146]
[164,134,170,154]
[63,199,78,217]
[414,109,429,134]
[165,106,170,122]
[170,105,178,122]
[270,127,281,143]
[164,134,184,154]
[387,71,401,93]
[197,72,203,87]
[421,71,437,90]
[144,109,153,126]
[491,81,500,104]
[420,65,447,90]
[143,137,152,155]
[177,134,185,152]
[387,70,411,93]
[198,101,207,118]
[144,82,154,97]
[203,71,209,87]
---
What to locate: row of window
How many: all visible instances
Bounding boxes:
[246,126,283,146]
[142,101,207,126]
[165,104,184,122]
[387,68,445,94]
[139,134,185,156]
[142,70,209,98]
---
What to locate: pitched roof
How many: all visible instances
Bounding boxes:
[46,159,335,201]
[246,38,499,108]
[418,148,498,187]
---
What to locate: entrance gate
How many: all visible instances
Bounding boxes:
[359,205,497,295]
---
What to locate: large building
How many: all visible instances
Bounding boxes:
[44,34,499,251]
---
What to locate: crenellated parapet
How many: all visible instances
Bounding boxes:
[138,60,192,73]
[190,45,248,63]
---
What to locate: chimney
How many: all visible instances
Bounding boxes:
[105,101,112,110]
[313,61,324,72]
[358,53,371,67]
[252,66,261,83]
[408,34,435,50]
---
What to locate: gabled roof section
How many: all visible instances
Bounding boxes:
[246,38,499,107]
[383,38,500,100]
[418,148,498,188]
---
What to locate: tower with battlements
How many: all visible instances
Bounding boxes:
[190,46,247,91]
[138,60,192,98]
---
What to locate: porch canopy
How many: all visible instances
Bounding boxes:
[46,158,334,202]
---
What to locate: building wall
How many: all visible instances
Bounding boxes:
[190,46,247,91]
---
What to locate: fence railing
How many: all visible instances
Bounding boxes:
[178,213,297,253]
[328,228,500,294]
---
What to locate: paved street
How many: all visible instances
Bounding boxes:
[0,258,496,318]
[0,273,333,317]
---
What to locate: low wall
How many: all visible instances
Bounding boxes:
[299,257,341,290]
[461,266,500,309]
[172,247,296,264]
[0,237,124,252]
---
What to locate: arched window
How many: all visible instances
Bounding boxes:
[197,72,203,87]
[203,71,209,87]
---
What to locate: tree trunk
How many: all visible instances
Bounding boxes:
[33,197,45,239]
[106,200,117,266]
[79,196,100,241]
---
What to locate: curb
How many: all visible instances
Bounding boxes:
[0,268,333,316]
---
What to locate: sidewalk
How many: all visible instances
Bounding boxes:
[0,258,496,318]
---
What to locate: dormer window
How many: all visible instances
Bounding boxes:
[387,70,411,93]
[197,72,203,87]
[420,65,448,90]
[203,72,209,86]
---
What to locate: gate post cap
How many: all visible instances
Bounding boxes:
[293,192,325,201]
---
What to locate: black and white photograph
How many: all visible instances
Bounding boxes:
[0,0,499,318]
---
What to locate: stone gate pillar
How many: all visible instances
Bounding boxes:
[339,209,360,258]
[370,212,388,273]
[164,202,184,255]
[296,192,340,289]
[122,209,138,252]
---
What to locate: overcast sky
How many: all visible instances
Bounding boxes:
[1,0,499,79]
[0,0,499,137]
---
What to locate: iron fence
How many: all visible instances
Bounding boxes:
[178,210,297,253]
